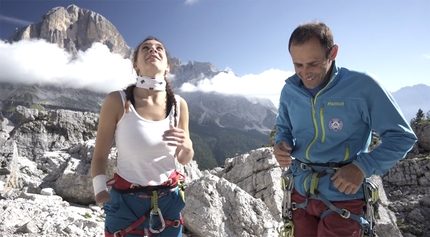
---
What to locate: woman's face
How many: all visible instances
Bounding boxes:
[134,39,169,77]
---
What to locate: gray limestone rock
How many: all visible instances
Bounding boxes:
[8,5,133,59]
[412,121,430,151]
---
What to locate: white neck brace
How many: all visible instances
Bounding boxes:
[135,75,166,91]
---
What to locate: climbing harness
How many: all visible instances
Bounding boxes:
[105,171,186,237]
[278,160,380,237]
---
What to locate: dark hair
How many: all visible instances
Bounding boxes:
[124,36,177,126]
[288,21,334,58]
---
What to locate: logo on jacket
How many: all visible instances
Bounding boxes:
[327,101,344,106]
[328,118,343,132]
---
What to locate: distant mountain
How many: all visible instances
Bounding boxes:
[0,83,105,112]
[181,91,276,134]
[391,84,430,122]
[8,4,133,59]
[1,4,275,169]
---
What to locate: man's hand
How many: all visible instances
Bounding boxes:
[273,141,293,167]
[95,190,110,204]
[331,163,365,194]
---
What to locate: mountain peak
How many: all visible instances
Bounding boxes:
[9,4,133,59]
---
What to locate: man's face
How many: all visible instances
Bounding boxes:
[290,37,336,89]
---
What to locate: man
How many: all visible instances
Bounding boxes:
[274,22,417,237]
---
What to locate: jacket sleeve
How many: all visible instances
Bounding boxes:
[352,74,417,177]
[275,85,295,148]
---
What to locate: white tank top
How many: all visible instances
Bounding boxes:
[115,90,180,186]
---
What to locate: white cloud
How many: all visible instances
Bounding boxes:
[0,39,294,107]
[423,54,430,59]
[184,0,199,5]
[0,39,135,93]
[179,68,294,107]
[0,15,33,26]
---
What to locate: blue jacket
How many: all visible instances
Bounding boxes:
[275,62,417,201]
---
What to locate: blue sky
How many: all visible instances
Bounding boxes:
[0,0,429,106]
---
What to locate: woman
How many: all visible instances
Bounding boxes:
[91,36,194,237]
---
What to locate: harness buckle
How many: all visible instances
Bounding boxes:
[340,208,351,219]
[172,220,181,228]
[300,163,308,171]
[291,202,297,210]
[113,230,122,237]
[149,208,165,233]
[130,183,140,189]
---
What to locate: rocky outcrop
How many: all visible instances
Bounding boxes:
[1,106,429,236]
[8,4,133,59]
[183,173,278,237]
[382,157,430,237]
[411,121,430,151]
[10,105,99,160]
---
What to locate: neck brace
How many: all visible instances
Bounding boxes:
[135,75,166,91]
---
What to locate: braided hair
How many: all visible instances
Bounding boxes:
[124,36,178,126]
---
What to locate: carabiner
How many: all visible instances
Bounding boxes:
[149,208,165,233]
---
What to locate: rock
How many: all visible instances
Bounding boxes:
[8,5,133,59]
[40,188,55,196]
[182,172,279,237]
[411,121,430,151]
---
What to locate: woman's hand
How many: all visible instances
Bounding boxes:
[163,124,192,151]
[163,124,193,164]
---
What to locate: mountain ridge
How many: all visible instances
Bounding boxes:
[391,83,430,122]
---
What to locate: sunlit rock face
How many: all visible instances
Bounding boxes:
[8,4,133,59]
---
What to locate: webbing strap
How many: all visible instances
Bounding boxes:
[111,189,183,237]
[151,191,159,213]
[318,193,368,227]
[108,216,183,237]
[292,199,307,210]
[310,172,319,195]
[149,190,166,233]
[114,209,150,237]
[292,161,369,231]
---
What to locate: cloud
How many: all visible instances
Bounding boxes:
[0,39,293,107]
[0,15,33,26]
[179,68,294,107]
[423,54,430,59]
[0,39,135,93]
[184,0,199,5]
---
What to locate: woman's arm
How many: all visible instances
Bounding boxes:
[91,91,123,202]
[175,97,194,165]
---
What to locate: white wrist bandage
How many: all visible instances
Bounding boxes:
[93,174,108,195]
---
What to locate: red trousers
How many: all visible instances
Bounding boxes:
[291,189,365,237]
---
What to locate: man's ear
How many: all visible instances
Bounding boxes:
[329,44,339,60]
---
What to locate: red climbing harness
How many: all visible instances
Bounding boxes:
[105,171,186,237]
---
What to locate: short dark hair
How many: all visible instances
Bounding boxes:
[288,22,334,58]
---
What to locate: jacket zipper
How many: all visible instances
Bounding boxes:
[343,146,350,161]
[305,74,336,161]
